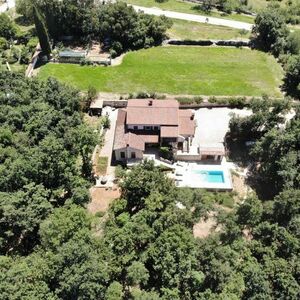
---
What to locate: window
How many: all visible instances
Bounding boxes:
[207,155,214,160]
[153,126,159,131]
[131,152,136,159]
[144,126,151,130]
[133,126,138,130]
[120,151,125,159]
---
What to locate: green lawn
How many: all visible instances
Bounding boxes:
[168,19,250,40]
[39,46,283,96]
[126,0,254,23]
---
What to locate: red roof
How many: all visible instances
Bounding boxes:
[178,109,195,136]
[139,134,159,144]
[161,126,178,138]
[126,99,179,126]
[114,110,144,151]
[127,99,179,108]
[124,132,145,151]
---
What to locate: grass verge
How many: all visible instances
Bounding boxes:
[168,19,250,40]
[96,156,108,176]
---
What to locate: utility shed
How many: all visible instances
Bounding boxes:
[58,50,86,63]
[90,99,103,116]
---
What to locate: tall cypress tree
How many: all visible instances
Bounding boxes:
[33,5,51,58]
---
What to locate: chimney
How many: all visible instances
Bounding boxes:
[148,100,153,106]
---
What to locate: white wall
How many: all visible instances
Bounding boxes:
[115,147,143,161]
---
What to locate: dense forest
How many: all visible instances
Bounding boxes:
[0,72,299,299]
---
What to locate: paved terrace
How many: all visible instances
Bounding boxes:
[192,107,252,151]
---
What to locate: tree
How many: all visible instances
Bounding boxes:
[0,13,17,40]
[286,31,300,55]
[0,183,52,254]
[105,282,123,300]
[251,7,288,56]
[83,85,97,112]
[16,0,34,22]
[283,54,300,98]
[33,5,51,58]
[97,2,172,56]
[120,160,173,213]
[236,195,263,228]
[127,261,149,287]
[272,189,300,227]
[147,225,198,291]
[39,205,91,251]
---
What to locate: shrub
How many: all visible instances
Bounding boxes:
[20,46,31,64]
[228,96,247,108]
[80,58,92,66]
[111,41,123,56]
[135,91,149,99]
[26,37,38,52]
[102,115,111,129]
[208,96,217,103]
[160,146,173,161]
[168,40,213,46]
[95,211,105,218]
[109,49,118,59]
[0,13,17,40]
[115,165,126,179]
[0,37,8,51]
[15,30,31,45]
[193,96,203,104]
[175,97,194,104]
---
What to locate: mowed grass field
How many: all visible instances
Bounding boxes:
[39,46,283,96]
[168,19,250,40]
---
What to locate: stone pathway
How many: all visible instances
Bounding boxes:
[99,107,118,176]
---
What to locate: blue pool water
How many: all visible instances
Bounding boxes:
[193,170,225,183]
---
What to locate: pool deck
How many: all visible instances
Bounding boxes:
[172,161,233,190]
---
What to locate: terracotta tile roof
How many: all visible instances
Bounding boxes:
[126,99,179,126]
[178,109,195,136]
[114,110,144,151]
[199,145,225,156]
[114,109,147,151]
[124,132,145,151]
[116,109,127,126]
[161,126,178,138]
[138,134,159,144]
[114,128,145,151]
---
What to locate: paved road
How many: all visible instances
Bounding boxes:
[0,0,15,13]
[132,5,253,31]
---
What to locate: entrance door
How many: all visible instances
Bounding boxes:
[131,152,136,159]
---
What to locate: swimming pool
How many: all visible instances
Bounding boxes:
[192,170,225,183]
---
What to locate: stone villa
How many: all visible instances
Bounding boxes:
[113,99,225,164]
